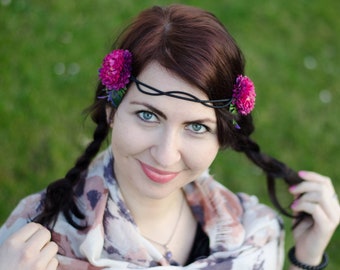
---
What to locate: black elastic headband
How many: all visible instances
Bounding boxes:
[131,76,232,109]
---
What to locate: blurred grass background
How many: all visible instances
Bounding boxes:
[0,0,339,268]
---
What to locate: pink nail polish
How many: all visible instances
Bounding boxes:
[298,171,307,178]
[291,200,298,209]
[289,185,297,192]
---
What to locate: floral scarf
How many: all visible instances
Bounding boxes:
[0,147,284,269]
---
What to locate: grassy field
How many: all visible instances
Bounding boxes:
[1,0,339,268]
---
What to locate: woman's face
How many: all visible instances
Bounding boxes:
[110,62,219,200]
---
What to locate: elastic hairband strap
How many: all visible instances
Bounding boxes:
[131,76,232,109]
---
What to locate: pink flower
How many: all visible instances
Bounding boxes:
[232,75,256,115]
[98,49,132,91]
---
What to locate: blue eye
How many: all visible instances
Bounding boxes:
[137,111,158,122]
[187,123,208,134]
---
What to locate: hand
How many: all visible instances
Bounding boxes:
[0,222,58,270]
[289,171,340,265]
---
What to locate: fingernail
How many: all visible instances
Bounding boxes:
[291,200,298,209]
[298,170,307,177]
[289,185,297,192]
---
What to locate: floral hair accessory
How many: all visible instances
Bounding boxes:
[98,49,132,107]
[229,75,256,129]
[97,50,255,129]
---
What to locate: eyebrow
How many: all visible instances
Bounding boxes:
[130,101,167,120]
[130,101,217,125]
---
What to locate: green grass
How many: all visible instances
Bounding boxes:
[1,0,339,269]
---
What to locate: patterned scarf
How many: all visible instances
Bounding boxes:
[0,148,284,269]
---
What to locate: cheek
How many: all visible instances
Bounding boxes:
[183,139,219,172]
[111,123,138,157]
[110,114,152,157]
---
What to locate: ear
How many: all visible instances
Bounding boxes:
[105,106,115,128]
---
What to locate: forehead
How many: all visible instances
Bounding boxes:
[136,62,209,102]
[124,62,216,117]
[124,62,214,112]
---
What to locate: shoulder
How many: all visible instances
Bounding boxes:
[0,191,45,245]
[187,172,284,268]
[194,171,280,220]
[187,171,283,234]
[237,192,279,219]
[236,192,283,235]
[186,171,244,217]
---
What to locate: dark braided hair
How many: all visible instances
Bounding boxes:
[33,90,109,228]
[34,4,306,229]
[230,114,304,218]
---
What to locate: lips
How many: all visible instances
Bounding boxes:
[139,161,179,184]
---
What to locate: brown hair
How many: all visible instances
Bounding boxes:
[108,4,244,148]
[35,4,304,229]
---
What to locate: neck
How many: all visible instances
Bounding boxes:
[122,188,185,226]
[117,181,196,264]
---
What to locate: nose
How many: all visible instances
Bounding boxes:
[150,127,181,168]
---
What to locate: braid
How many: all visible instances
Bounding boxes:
[228,115,304,218]
[234,135,300,215]
[34,98,109,229]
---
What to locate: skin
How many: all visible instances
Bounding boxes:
[109,61,340,266]
[110,62,220,202]
[288,171,340,269]
[109,62,220,263]
[0,61,338,268]
[0,223,58,270]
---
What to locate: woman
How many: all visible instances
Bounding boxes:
[0,4,338,270]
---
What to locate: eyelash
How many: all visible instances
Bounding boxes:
[136,110,211,134]
[136,110,159,123]
[186,123,210,134]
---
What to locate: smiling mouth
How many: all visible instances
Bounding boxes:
[139,161,179,184]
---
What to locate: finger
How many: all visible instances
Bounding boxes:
[289,180,334,196]
[292,214,314,237]
[289,181,335,212]
[291,200,334,232]
[289,181,321,195]
[36,241,59,269]
[8,222,44,244]
[298,171,332,185]
[291,177,340,224]
[41,241,58,257]
[46,257,59,270]
[300,189,339,207]
[26,226,52,251]
[298,191,334,220]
